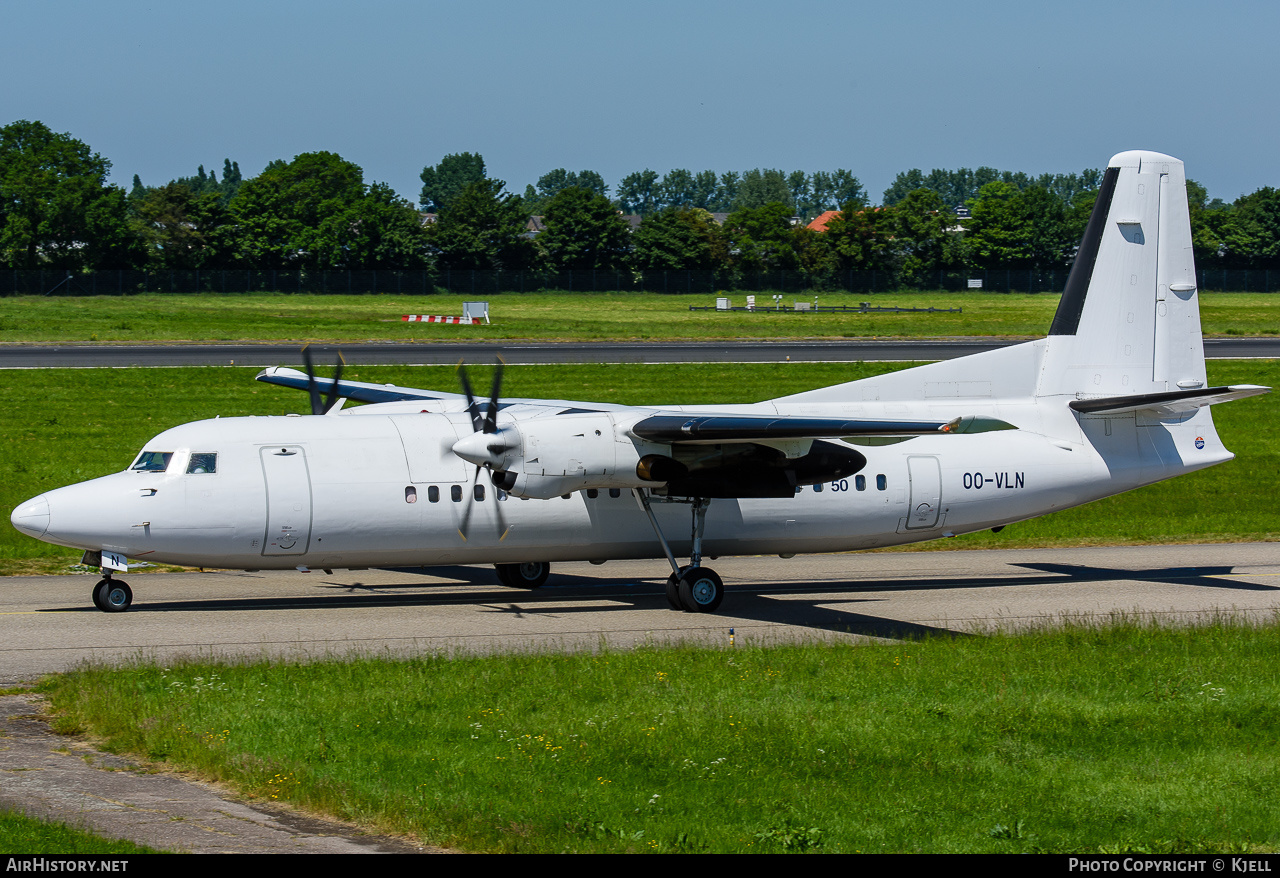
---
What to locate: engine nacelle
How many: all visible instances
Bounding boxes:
[461,413,653,500]
[635,440,866,498]
[455,413,868,500]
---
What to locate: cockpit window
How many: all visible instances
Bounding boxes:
[186,452,218,474]
[131,451,173,472]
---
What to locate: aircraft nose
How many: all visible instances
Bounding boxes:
[11,495,50,538]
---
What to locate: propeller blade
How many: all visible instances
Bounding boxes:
[484,358,505,434]
[457,468,511,542]
[455,357,512,541]
[494,487,509,541]
[322,353,346,413]
[457,466,480,541]
[301,346,323,416]
[456,360,484,433]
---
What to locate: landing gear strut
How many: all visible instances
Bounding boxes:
[635,491,725,613]
[92,575,133,613]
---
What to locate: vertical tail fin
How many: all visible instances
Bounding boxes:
[1038,151,1206,399]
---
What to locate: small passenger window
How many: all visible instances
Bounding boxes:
[132,451,173,472]
[813,483,823,493]
[876,474,887,491]
[405,486,417,503]
[855,475,866,491]
[186,452,217,474]
[609,488,621,498]
[586,489,598,499]
[451,485,462,502]
[474,484,485,501]
[428,486,440,503]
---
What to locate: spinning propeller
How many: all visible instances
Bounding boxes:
[300,345,346,414]
[452,359,513,541]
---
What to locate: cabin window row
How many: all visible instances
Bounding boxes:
[798,474,887,493]
[405,485,627,504]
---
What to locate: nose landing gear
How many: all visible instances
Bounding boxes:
[92,576,133,613]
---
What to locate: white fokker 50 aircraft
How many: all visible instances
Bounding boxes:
[10,151,1270,614]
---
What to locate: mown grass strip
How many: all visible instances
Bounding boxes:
[2,360,1277,572]
[41,617,1280,853]
[1,291,1277,343]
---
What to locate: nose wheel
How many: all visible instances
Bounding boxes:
[92,578,133,613]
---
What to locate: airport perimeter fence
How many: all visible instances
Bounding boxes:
[2,267,1275,296]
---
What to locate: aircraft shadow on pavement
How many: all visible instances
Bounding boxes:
[1009,562,1279,592]
[385,562,1277,593]
[45,568,961,640]
[471,587,970,641]
[45,562,1273,643]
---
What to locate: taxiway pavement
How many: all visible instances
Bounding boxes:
[3,543,1277,684]
[2,542,1276,854]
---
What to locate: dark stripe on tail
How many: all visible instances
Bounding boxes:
[1049,165,1120,336]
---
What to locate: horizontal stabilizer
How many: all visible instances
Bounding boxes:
[255,366,462,404]
[1068,384,1270,416]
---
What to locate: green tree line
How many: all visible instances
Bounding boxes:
[3,120,1277,280]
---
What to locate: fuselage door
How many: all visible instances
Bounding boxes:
[261,445,312,555]
[905,455,942,530]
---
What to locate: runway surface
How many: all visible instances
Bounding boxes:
[3,543,1277,684]
[1,336,1277,367]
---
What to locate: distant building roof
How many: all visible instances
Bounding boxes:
[807,210,841,232]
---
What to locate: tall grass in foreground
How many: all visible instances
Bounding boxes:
[0,808,162,854]
[42,617,1280,853]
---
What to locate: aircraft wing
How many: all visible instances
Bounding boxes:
[629,412,1014,443]
[255,367,465,404]
[1068,384,1270,417]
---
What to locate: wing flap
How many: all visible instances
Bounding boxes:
[628,413,1012,443]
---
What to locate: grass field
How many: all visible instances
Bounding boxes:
[8,296,1278,854]
[0,808,161,855]
[0,291,1277,343]
[2,359,1277,574]
[41,618,1280,853]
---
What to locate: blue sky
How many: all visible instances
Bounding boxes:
[3,0,1276,206]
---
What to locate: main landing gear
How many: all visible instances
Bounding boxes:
[92,574,133,613]
[494,561,550,589]
[634,491,725,613]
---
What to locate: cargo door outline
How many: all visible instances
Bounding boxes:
[261,446,313,555]
[905,455,942,530]
[389,415,469,483]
